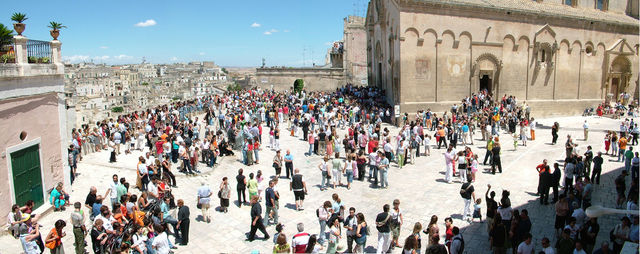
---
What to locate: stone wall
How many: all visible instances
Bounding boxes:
[366,0,639,115]
[255,68,345,91]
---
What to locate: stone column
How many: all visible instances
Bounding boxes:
[50,40,64,74]
[13,35,30,76]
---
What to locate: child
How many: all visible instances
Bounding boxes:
[472,198,482,222]
[512,133,519,150]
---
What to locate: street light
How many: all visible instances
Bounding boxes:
[585,205,638,218]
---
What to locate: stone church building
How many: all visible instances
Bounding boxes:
[366,0,639,116]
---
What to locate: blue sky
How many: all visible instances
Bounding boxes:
[2,0,368,66]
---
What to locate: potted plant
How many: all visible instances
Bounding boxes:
[48,22,66,40]
[28,56,37,63]
[11,12,27,36]
[1,54,15,64]
[39,57,50,63]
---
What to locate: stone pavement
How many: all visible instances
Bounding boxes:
[0,115,634,253]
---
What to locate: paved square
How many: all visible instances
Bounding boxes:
[0,115,633,253]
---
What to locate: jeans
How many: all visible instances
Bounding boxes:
[376,232,390,254]
[164,216,180,238]
[308,144,314,155]
[264,205,278,226]
[618,149,625,161]
[369,165,378,183]
[319,220,328,244]
[254,150,259,162]
[182,158,193,173]
[624,158,631,172]
[242,150,248,165]
[321,171,329,189]
[379,169,388,188]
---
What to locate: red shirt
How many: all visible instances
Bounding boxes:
[368,140,378,154]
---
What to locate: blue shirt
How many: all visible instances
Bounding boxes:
[284,154,293,162]
[92,203,102,218]
[265,187,275,207]
[160,202,170,219]
[462,125,469,133]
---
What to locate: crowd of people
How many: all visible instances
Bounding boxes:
[6,84,640,254]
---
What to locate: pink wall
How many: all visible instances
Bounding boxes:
[0,92,64,224]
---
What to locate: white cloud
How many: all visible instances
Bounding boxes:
[264,29,278,35]
[95,55,110,60]
[63,55,91,62]
[250,22,261,28]
[99,46,109,49]
[199,52,206,56]
[134,19,157,27]
[114,54,133,60]
[170,57,178,61]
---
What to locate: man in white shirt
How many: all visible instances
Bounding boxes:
[516,233,534,254]
[540,237,555,254]
[105,174,119,206]
[152,225,171,254]
[583,120,589,141]
[147,177,159,202]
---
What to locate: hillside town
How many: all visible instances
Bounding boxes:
[64,61,229,128]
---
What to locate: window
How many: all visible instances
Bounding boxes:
[585,46,594,56]
[596,0,607,10]
[540,49,547,62]
[564,0,575,6]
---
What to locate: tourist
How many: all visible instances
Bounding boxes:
[152,224,171,254]
[331,153,343,188]
[449,226,464,254]
[45,219,66,254]
[274,233,291,253]
[592,241,612,254]
[246,195,269,242]
[305,234,324,253]
[160,197,180,240]
[292,223,310,253]
[618,134,628,162]
[612,216,631,253]
[491,138,503,174]
[615,171,628,208]
[219,177,231,213]
[50,184,67,211]
[378,150,390,188]
[375,204,392,254]
[70,202,86,254]
[490,214,507,254]
[247,172,258,201]
[290,168,308,211]
[424,235,447,254]
[551,122,559,145]
[264,180,278,226]
[389,199,403,248]
[319,156,331,191]
[327,216,342,254]
[591,152,604,184]
[197,182,212,223]
[580,217,599,253]
[318,201,332,245]
[236,169,247,207]
[461,178,475,221]
[176,199,190,245]
[284,149,294,179]
[444,146,455,183]
[18,220,40,254]
[368,148,380,185]
[273,150,283,178]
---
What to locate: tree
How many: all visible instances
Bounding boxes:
[111,106,123,113]
[221,67,228,74]
[294,79,304,94]
[0,23,14,51]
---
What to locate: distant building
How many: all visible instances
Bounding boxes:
[366,0,639,116]
[0,35,70,223]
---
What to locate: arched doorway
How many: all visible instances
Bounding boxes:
[608,55,631,103]
[473,53,501,96]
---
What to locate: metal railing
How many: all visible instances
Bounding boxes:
[26,39,51,62]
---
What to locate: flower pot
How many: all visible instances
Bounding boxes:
[50,30,60,40]
[13,23,25,36]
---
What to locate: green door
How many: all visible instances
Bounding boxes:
[11,144,44,208]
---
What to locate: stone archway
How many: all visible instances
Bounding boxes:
[607,55,632,103]
[472,53,502,96]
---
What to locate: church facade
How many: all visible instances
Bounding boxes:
[366,0,639,116]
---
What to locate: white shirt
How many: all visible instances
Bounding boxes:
[542,246,555,254]
[517,241,534,254]
[583,122,589,129]
[94,214,114,231]
[197,185,211,204]
[109,181,118,199]
[151,232,170,254]
[132,233,147,252]
[571,208,586,229]
[138,163,148,175]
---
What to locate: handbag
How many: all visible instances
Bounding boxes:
[197,197,202,209]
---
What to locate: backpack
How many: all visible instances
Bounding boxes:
[460,183,472,199]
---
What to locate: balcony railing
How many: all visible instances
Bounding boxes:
[26,39,51,62]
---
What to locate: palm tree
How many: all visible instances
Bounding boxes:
[0,23,14,52]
